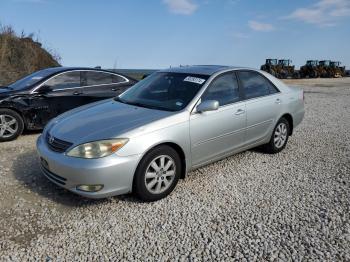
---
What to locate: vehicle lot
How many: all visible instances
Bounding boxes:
[0,78,349,260]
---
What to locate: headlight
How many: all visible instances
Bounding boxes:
[66,138,129,159]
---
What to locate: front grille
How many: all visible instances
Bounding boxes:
[40,163,67,185]
[46,133,73,153]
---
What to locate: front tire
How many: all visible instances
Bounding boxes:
[133,145,181,201]
[263,118,290,154]
[0,109,24,142]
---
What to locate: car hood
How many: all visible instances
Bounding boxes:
[0,87,14,98]
[49,99,173,144]
[0,87,29,99]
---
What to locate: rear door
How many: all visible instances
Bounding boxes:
[82,71,132,100]
[237,70,282,145]
[190,71,246,166]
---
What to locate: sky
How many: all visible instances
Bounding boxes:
[0,0,349,69]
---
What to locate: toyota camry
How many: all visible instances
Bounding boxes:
[36,65,304,201]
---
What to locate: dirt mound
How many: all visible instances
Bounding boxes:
[0,26,61,86]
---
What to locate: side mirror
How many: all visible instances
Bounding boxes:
[37,85,52,94]
[196,100,219,113]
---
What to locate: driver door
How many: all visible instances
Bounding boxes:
[190,72,246,167]
[31,71,88,124]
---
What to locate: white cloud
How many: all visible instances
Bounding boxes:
[248,20,275,32]
[163,0,198,15]
[285,0,350,27]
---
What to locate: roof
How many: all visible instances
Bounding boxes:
[45,66,115,73]
[161,65,237,76]
[40,67,137,81]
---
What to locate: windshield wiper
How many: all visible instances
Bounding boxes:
[114,96,125,103]
[114,97,146,108]
[114,97,170,111]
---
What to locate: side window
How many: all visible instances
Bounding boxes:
[268,82,279,94]
[44,71,81,91]
[86,71,113,86]
[238,71,278,99]
[112,74,127,84]
[201,73,240,106]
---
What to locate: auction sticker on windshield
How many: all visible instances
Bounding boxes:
[184,76,206,85]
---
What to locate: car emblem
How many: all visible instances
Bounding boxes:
[49,136,55,144]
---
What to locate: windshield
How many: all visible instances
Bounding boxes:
[8,68,60,90]
[268,60,277,65]
[118,72,209,111]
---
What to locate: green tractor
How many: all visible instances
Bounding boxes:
[260,59,279,77]
[330,61,346,78]
[300,60,319,78]
[277,59,297,79]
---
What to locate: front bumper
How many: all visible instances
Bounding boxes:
[36,135,141,198]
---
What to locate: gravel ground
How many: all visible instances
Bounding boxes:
[0,78,349,261]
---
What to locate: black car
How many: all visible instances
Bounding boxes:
[0,67,137,141]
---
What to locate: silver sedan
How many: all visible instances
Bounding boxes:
[36,66,304,201]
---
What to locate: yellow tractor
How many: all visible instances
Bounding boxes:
[277,59,297,79]
[330,61,346,78]
[318,60,331,77]
[260,59,296,78]
[300,60,319,78]
[260,59,279,77]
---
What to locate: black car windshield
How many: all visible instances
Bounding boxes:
[8,68,60,90]
[117,72,209,111]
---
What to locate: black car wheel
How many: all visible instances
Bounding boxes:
[0,109,24,142]
[263,117,290,154]
[133,145,181,202]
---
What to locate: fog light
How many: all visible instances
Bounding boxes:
[76,184,104,192]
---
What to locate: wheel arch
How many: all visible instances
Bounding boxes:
[134,141,187,181]
[0,106,26,125]
[280,113,293,135]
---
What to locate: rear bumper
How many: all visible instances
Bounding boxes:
[293,106,305,129]
[36,135,142,198]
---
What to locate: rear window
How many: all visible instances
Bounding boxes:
[86,71,117,86]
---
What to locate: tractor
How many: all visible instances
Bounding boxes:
[318,60,331,77]
[277,59,297,78]
[300,60,320,78]
[260,59,279,77]
[330,61,346,78]
[260,59,296,78]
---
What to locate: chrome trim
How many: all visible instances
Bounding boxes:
[31,69,130,94]
[48,82,128,93]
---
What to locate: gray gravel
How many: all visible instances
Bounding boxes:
[0,79,350,261]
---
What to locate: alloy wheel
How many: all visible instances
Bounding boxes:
[144,155,176,194]
[0,114,18,138]
[274,122,287,148]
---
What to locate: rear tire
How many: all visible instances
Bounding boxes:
[0,109,24,142]
[133,145,181,202]
[263,118,290,154]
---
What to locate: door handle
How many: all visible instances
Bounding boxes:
[275,98,282,104]
[73,91,83,95]
[235,109,245,115]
